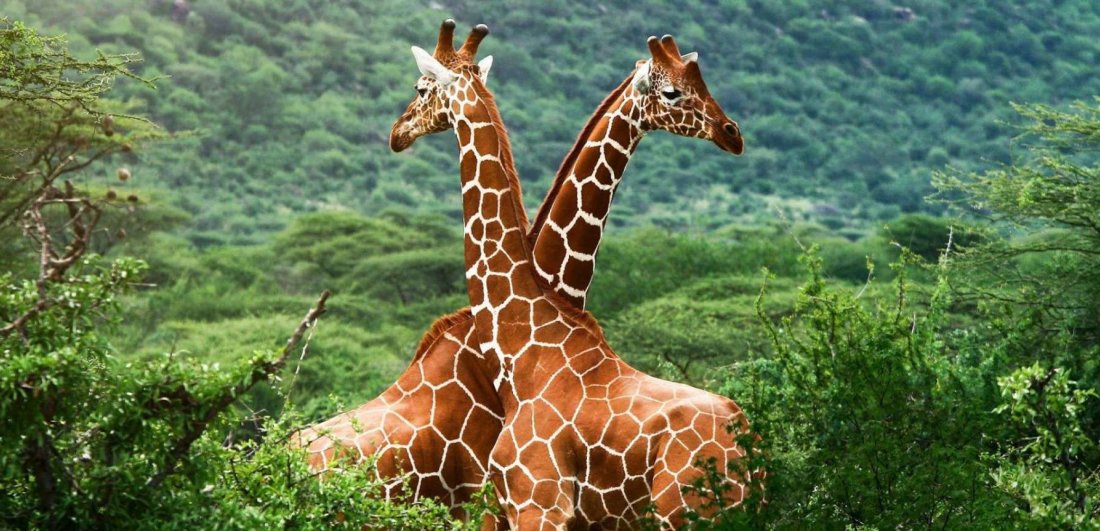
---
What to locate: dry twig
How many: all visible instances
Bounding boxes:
[146,291,331,488]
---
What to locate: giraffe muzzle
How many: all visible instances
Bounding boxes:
[714,120,744,155]
[389,120,415,152]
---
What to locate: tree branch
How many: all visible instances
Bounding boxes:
[146,291,331,489]
[1,178,99,340]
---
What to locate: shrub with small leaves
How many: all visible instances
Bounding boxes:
[990,363,1100,527]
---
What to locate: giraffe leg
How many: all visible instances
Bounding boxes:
[649,464,687,529]
[650,424,705,527]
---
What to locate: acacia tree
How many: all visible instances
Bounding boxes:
[0,18,159,224]
[935,99,1100,527]
[934,99,1100,345]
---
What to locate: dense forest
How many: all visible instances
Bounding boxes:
[2,0,1099,528]
[7,0,1100,242]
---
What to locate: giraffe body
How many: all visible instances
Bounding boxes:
[297,309,497,509]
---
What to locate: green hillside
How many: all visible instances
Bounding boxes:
[8,0,1100,243]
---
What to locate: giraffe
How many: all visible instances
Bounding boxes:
[293,23,504,517]
[296,21,752,527]
[385,21,758,529]
[528,36,743,310]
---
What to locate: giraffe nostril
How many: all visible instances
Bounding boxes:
[723,122,739,137]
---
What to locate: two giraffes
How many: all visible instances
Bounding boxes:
[296,20,757,529]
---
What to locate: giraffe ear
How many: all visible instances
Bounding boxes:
[681,52,698,64]
[477,55,493,82]
[632,60,651,94]
[411,45,456,86]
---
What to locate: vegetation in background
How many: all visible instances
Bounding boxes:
[5,0,1100,242]
[937,99,1100,527]
[735,250,1014,528]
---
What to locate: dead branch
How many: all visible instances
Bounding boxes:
[146,290,331,489]
[1,178,101,340]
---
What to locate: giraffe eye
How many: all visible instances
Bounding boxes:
[417,87,429,98]
[660,87,682,101]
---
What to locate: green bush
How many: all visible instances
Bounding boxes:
[991,362,1100,528]
[723,248,1013,527]
[605,275,798,382]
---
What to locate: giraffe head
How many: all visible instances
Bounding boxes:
[631,35,744,155]
[390,19,493,152]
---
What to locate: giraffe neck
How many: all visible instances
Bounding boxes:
[530,81,644,309]
[448,77,546,384]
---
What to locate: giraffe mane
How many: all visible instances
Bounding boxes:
[411,307,474,362]
[528,72,636,244]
